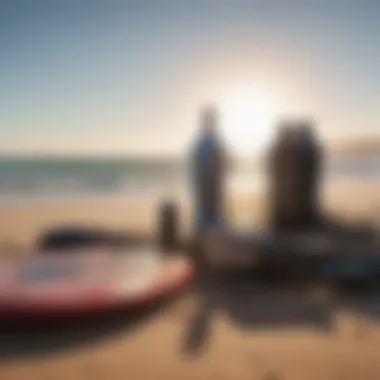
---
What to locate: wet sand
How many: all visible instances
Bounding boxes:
[1,181,380,379]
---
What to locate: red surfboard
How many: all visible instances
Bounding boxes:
[0,248,193,317]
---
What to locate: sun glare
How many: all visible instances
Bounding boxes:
[221,89,279,156]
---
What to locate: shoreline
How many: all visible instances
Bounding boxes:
[0,179,378,251]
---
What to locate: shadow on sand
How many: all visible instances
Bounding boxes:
[2,270,380,364]
[0,301,162,362]
[182,264,380,355]
[182,274,331,354]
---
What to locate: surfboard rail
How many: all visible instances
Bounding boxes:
[0,250,194,317]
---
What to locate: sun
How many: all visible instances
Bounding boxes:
[220,89,279,156]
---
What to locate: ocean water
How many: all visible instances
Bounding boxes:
[0,155,379,202]
[0,157,187,201]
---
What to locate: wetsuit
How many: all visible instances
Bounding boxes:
[191,130,225,232]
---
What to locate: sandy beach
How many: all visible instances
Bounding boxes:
[1,179,380,251]
[1,180,380,379]
[3,0,380,377]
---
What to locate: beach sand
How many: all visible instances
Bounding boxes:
[1,180,380,379]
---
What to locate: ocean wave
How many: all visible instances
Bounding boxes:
[0,156,378,201]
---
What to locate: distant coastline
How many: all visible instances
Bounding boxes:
[327,137,380,156]
[1,136,380,162]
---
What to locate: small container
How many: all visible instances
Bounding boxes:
[157,200,179,253]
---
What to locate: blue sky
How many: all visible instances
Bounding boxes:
[1,0,380,156]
